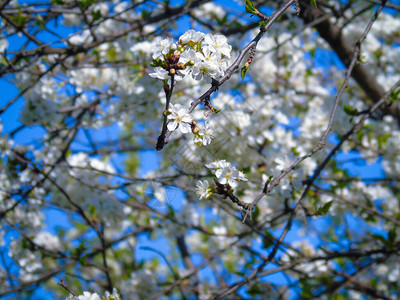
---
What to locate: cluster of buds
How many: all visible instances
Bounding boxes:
[149,29,232,83]
[150,39,187,79]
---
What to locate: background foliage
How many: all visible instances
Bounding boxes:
[1,0,400,299]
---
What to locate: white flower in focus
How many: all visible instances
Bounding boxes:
[206,160,247,188]
[167,103,193,133]
[179,29,205,45]
[152,37,175,60]
[196,180,212,200]
[215,167,245,188]
[204,33,232,57]
[149,67,169,80]
[192,49,224,82]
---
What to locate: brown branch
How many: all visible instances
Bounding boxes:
[57,278,77,297]
[156,0,296,150]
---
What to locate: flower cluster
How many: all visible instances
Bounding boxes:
[149,29,232,83]
[194,122,213,146]
[205,160,247,189]
[164,103,214,144]
[66,288,120,300]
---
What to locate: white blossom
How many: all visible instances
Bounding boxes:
[167,103,193,133]
[204,33,232,57]
[206,160,247,188]
[152,37,175,60]
[194,122,213,145]
[149,67,169,80]
[196,180,211,199]
[193,48,225,82]
[179,29,205,45]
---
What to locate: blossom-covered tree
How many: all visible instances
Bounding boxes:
[1,0,400,298]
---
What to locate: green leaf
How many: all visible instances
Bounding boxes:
[91,10,102,22]
[10,9,27,26]
[240,65,248,81]
[142,10,152,19]
[259,20,269,29]
[150,58,164,67]
[388,228,397,247]
[310,0,317,8]
[0,55,9,66]
[245,0,257,14]
[261,229,274,249]
[343,104,359,116]
[105,47,117,61]
[314,200,333,216]
[247,283,263,296]
[390,88,400,102]
[78,0,96,9]
[252,205,260,222]
[211,107,220,114]
[372,233,388,246]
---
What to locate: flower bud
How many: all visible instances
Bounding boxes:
[177,44,184,52]
[192,125,200,135]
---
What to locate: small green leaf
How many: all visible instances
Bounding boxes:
[261,229,274,249]
[142,10,152,19]
[0,55,9,66]
[78,0,96,9]
[343,104,359,116]
[314,200,333,216]
[150,58,164,67]
[310,0,317,8]
[91,10,102,21]
[259,20,269,29]
[166,204,175,218]
[211,107,220,114]
[240,65,248,81]
[10,9,27,26]
[245,0,257,14]
[248,283,263,296]
[372,234,388,246]
[252,205,260,222]
[390,88,400,102]
[388,228,397,247]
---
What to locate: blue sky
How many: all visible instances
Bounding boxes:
[0,0,392,298]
